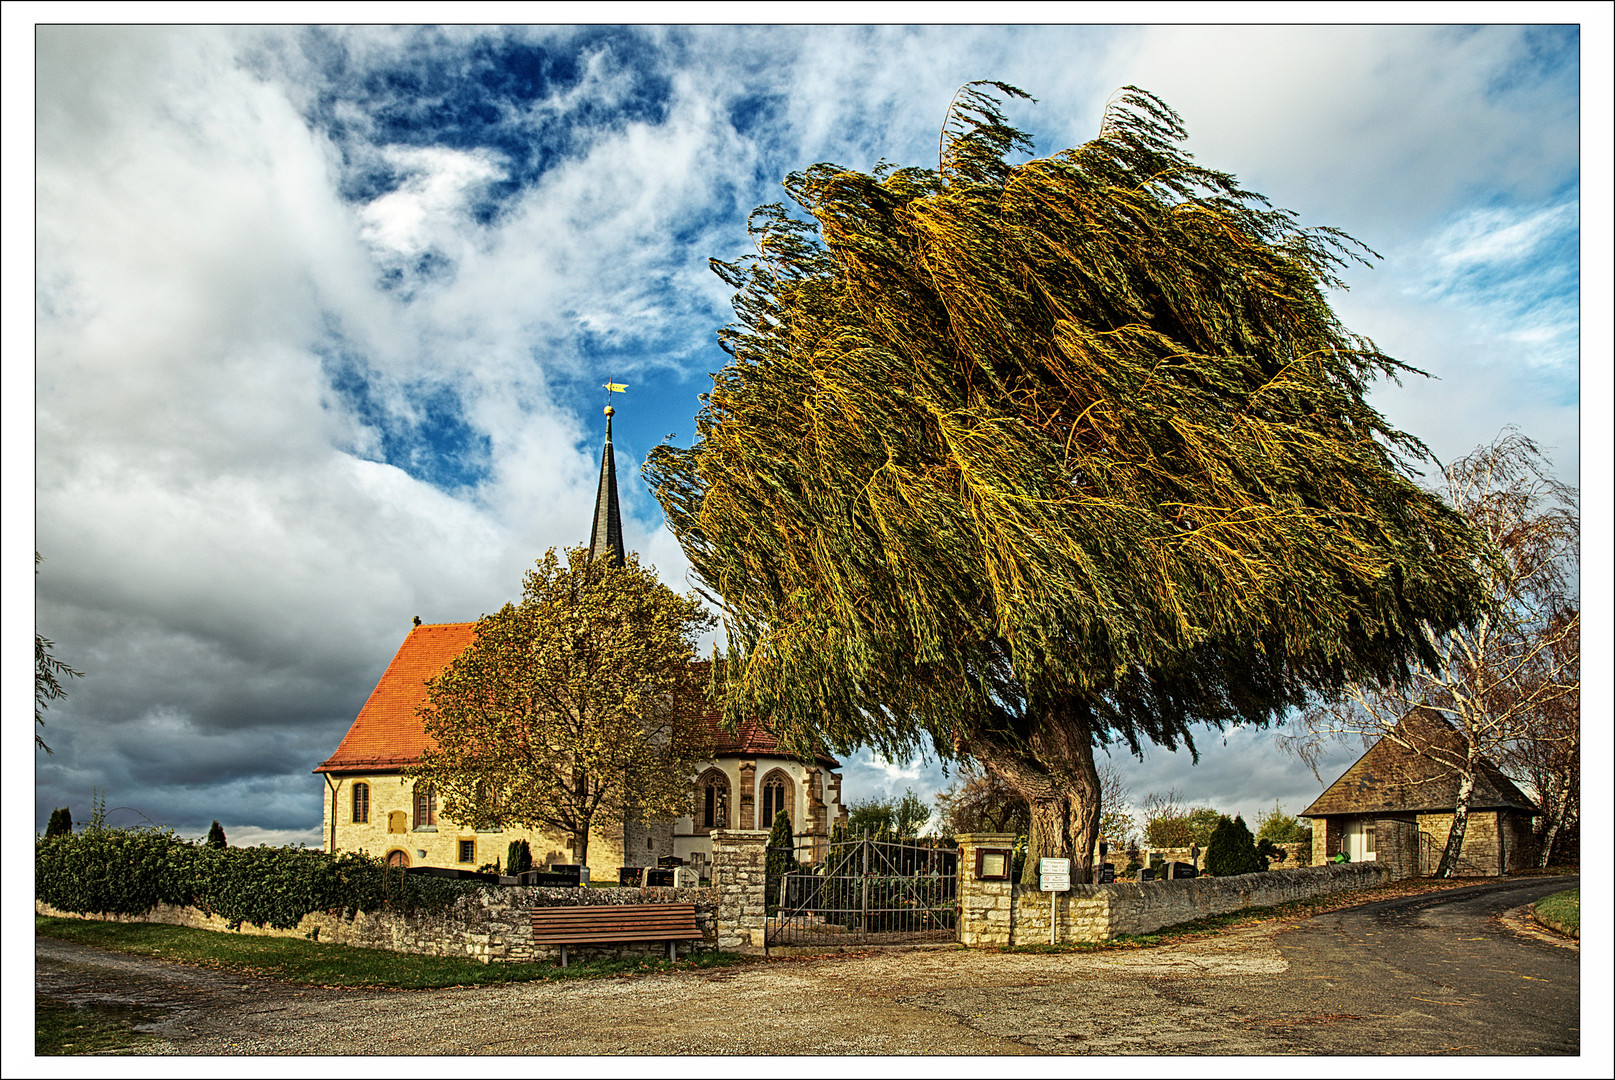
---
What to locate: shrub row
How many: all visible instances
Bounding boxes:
[36,827,486,930]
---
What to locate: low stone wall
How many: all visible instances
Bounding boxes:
[955,832,1390,947]
[39,884,721,965]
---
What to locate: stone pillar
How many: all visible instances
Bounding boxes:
[955,833,1018,948]
[1313,817,1343,866]
[738,760,757,831]
[805,767,827,857]
[709,828,769,950]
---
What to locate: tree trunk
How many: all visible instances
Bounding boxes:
[1434,766,1476,879]
[966,697,1102,885]
[1535,770,1569,869]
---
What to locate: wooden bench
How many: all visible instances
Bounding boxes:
[530,903,702,967]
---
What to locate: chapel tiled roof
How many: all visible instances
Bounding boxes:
[314,622,476,774]
[315,623,838,774]
[1299,707,1538,818]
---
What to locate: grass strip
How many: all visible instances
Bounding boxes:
[36,996,160,1056]
[1533,888,1578,938]
[37,916,748,989]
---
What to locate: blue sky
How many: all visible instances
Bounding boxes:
[10,19,1608,852]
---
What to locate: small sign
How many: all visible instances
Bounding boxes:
[1039,857,1071,892]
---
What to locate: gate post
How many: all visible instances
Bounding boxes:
[955,832,1017,948]
[710,829,769,950]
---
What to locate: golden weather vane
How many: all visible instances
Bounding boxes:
[602,381,628,416]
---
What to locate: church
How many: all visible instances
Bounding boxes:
[315,397,848,881]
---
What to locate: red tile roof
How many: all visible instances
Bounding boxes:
[316,622,839,774]
[314,622,475,774]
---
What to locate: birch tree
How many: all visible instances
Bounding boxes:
[647,83,1492,884]
[1283,431,1578,876]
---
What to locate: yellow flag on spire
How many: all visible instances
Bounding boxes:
[603,382,628,393]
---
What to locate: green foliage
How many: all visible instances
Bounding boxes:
[1256,801,1312,847]
[848,788,933,839]
[205,821,227,849]
[765,810,795,879]
[44,807,73,838]
[411,546,714,868]
[37,916,749,988]
[506,839,533,875]
[1140,790,1219,849]
[1533,888,1578,938]
[36,826,483,930]
[1205,814,1263,876]
[646,83,1491,880]
[36,996,159,1056]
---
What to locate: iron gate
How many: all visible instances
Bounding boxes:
[764,835,958,951]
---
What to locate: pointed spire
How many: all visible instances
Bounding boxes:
[588,404,626,566]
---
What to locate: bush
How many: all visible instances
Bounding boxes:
[1205,815,1263,876]
[205,821,227,849]
[1256,801,1313,850]
[506,839,533,875]
[36,825,486,929]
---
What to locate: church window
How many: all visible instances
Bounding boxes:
[458,839,475,864]
[351,782,370,824]
[414,783,437,829]
[696,769,729,833]
[761,774,791,829]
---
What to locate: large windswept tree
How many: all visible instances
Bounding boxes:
[411,548,714,867]
[646,84,1492,883]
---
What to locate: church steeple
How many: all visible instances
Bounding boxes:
[588,400,626,566]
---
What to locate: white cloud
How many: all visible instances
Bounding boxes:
[18,23,1592,845]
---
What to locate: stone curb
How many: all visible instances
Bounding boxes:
[1498,902,1578,952]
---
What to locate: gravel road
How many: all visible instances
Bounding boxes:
[36,879,1580,1057]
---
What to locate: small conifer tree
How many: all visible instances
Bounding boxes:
[506,839,533,875]
[45,807,73,838]
[205,821,227,849]
[1205,814,1262,876]
[765,810,795,880]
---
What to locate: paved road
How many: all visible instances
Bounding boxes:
[36,877,1578,1056]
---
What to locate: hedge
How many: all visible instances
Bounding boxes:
[36,827,487,930]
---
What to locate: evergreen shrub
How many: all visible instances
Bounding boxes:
[44,807,72,838]
[1205,814,1263,877]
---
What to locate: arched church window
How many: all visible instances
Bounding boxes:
[761,773,791,830]
[696,768,729,833]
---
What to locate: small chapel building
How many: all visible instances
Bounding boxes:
[314,399,847,880]
[1300,707,1539,877]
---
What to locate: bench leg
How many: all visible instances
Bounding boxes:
[667,940,675,962]
[559,944,567,968]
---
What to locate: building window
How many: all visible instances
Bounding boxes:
[1364,821,1376,856]
[351,782,370,824]
[414,783,437,829]
[698,768,730,832]
[458,839,475,864]
[761,773,790,830]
